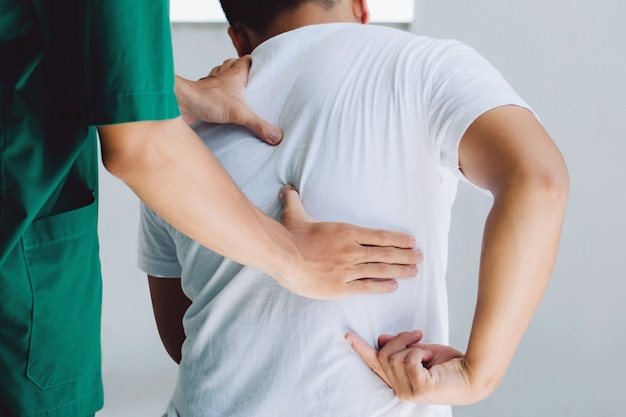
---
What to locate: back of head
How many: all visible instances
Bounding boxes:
[220,0,337,34]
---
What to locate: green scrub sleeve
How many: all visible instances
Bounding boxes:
[34,0,181,125]
[0,0,180,262]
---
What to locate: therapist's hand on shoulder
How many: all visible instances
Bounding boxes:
[175,55,284,145]
[278,185,422,299]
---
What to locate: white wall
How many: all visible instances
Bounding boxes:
[170,0,415,22]
[413,1,626,416]
[98,1,626,416]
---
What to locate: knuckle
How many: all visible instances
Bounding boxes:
[379,247,393,262]
[353,278,371,291]
[343,245,360,260]
[387,352,402,369]
[253,119,267,135]
[408,250,420,264]
[375,230,389,246]
[375,263,390,276]
[403,351,422,367]
[359,278,388,294]
[336,223,354,240]
[368,361,383,375]
[398,264,418,278]
[397,393,409,401]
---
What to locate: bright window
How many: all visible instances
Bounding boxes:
[170,0,415,23]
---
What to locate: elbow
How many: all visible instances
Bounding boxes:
[100,140,147,183]
[98,120,167,183]
[497,160,570,210]
[100,149,128,180]
[537,162,570,208]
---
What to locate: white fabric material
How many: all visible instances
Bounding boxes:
[138,23,530,417]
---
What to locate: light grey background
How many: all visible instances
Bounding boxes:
[97,1,626,416]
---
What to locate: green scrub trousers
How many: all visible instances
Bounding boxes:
[0,0,179,415]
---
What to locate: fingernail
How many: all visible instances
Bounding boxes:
[279,184,297,200]
[345,335,354,346]
[268,129,283,145]
[279,185,289,200]
[409,238,417,248]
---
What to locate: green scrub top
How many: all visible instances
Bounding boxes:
[0,0,179,415]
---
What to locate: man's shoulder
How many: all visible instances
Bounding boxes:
[350,23,458,43]
[339,24,469,58]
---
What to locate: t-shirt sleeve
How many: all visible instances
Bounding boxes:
[137,202,183,278]
[423,40,533,185]
[41,0,180,125]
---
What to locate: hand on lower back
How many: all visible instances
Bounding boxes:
[346,330,492,405]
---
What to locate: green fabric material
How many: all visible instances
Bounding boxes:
[0,204,104,417]
[0,0,180,414]
[1,0,180,261]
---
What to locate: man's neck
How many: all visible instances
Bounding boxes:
[250,3,362,48]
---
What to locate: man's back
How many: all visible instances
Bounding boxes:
[139,23,528,417]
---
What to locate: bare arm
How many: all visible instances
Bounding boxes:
[454,106,568,396]
[148,276,190,364]
[347,105,569,404]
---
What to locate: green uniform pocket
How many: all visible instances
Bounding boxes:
[22,194,102,390]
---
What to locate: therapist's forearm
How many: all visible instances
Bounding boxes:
[98,117,420,299]
[463,177,568,395]
[99,117,298,279]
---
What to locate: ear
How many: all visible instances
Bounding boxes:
[352,0,370,24]
[227,25,254,56]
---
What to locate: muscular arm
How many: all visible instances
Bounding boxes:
[456,105,568,397]
[347,105,569,404]
[148,276,190,364]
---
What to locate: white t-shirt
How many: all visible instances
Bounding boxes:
[138,23,530,417]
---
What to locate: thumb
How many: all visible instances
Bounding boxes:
[240,108,283,145]
[226,55,283,145]
[345,333,388,383]
[279,184,315,227]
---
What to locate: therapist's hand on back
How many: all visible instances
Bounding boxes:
[175,55,284,145]
[279,185,422,299]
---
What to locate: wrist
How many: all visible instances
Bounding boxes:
[174,75,194,117]
[248,211,306,290]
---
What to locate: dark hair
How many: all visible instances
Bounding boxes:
[220,0,337,34]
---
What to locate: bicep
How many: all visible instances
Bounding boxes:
[458,105,567,194]
[148,275,192,364]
